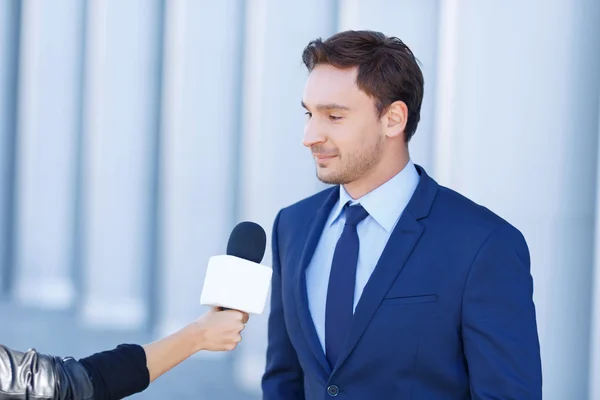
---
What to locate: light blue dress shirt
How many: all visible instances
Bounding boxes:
[306,159,420,352]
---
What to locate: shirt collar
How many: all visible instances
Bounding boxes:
[329,159,419,233]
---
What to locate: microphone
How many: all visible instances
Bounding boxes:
[199,221,273,314]
[226,221,267,263]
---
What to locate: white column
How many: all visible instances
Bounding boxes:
[80,0,163,329]
[433,1,600,398]
[235,0,338,393]
[337,0,441,171]
[589,98,600,400]
[0,0,20,295]
[156,0,244,340]
[12,0,85,309]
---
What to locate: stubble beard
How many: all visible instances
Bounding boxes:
[315,133,385,185]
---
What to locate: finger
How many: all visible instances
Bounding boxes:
[241,312,249,324]
[229,310,248,322]
[226,343,237,351]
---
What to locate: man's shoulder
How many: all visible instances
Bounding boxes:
[431,182,524,241]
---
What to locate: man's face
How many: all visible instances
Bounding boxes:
[302,64,385,185]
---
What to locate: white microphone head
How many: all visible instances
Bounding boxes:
[200,254,272,314]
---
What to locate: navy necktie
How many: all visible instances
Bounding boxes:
[325,203,369,368]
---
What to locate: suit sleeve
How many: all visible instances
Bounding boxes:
[462,223,542,399]
[261,210,305,399]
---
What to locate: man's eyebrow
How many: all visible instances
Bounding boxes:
[301,101,350,111]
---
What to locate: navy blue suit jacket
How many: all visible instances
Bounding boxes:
[262,165,542,399]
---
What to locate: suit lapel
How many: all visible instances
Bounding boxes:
[332,212,424,370]
[333,165,438,371]
[294,187,339,375]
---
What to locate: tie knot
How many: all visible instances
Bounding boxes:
[344,204,369,227]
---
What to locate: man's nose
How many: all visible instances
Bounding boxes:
[302,119,326,148]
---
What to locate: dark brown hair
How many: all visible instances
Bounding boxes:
[302,30,424,142]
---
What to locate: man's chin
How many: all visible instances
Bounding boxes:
[316,169,345,185]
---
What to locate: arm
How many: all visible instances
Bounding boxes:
[79,308,247,399]
[462,223,543,399]
[142,308,247,382]
[261,210,305,399]
[0,308,247,400]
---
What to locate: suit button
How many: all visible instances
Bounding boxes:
[327,385,339,396]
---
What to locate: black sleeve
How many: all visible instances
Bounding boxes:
[78,344,150,400]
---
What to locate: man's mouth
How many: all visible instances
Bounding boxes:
[313,153,337,161]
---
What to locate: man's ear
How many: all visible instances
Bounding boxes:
[383,100,408,140]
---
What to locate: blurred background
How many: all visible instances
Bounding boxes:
[1,0,599,398]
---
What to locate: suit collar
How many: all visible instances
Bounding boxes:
[294,187,339,375]
[406,164,437,220]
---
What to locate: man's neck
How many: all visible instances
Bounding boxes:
[343,155,410,200]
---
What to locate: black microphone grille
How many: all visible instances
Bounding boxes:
[226,221,267,264]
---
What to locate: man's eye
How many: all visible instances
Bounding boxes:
[305,112,312,118]
[330,115,343,121]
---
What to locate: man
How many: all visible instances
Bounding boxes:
[262,30,542,399]
[1,307,247,400]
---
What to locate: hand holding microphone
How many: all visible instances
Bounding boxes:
[146,219,269,382]
[190,307,250,352]
[144,221,268,384]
